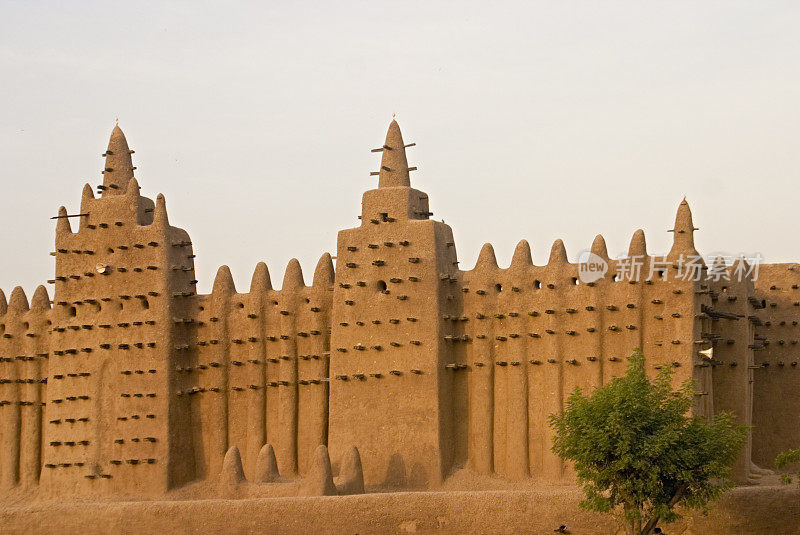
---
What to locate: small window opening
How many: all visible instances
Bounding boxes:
[377,280,387,292]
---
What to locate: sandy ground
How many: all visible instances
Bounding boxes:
[1,474,799,535]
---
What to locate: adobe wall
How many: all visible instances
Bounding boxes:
[0,287,51,489]
[458,228,713,482]
[328,121,458,489]
[40,168,197,494]
[705,260,758,482]
[186,256,333,481]
[751,263,800,468]
[0,119,771,501]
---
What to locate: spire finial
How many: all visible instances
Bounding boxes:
[376,119,411,188]
[102,124,135,197]
[668,197,700,260]
[115,116,119,126]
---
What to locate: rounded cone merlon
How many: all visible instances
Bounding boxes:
[255,444,280,483]
[337,445,365,495]
[474,243,499,270]
[378,120,411,188]
[81,183,95,202]
[628,229,647,258]
[153,194,169,227]
[282,258,305,290]
[30,285,51,310]
[300,445,337,496]
[313,253,335,287]
[126,177,141,199]
[212,265,236,295]
[220,446,246,484]
[548,239,568,265]
[8,286,29,312]
[0,289,7,315]
[510,240,533,268]
[591,234,609,259]
[250,262,273,293]
[56,206,72,233]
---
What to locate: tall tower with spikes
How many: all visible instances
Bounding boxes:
[41,125,197,494]
[328,120,460,488]
[0,116,781,501]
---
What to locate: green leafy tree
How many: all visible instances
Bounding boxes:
[549,350,748,535]
[775,447,800,485]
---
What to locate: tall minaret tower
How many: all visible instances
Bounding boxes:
[328,120,460,488]
[41,125,197,495]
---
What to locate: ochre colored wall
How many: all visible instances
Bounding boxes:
[751,263,800,469]
[0,120,783,500]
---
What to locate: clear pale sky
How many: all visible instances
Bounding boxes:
[1,1,798,295]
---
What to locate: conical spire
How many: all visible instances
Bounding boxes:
[153,194,169,227]
[30,286,50,310]
[474,243,499,270]
[282,259,305,290]
[628,229,647,258]
[377,120,411,188]
[8,287,29,312]
[101,124,135,196]
[212,265,237,295]
[250,262,272,293]
[56,206,72,233]
[591,234,609,259]
[0,289,6,315]
[313,253,335,287]
[81,183,95,203]
[125,177,141,199]
[668,197,699,259]
[548,239,569,265]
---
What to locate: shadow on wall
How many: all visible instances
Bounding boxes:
[385,453,428,489]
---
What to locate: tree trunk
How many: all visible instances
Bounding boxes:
[623,504,641,535]
[638,483,689,535]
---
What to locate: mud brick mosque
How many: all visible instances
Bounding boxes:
[0,119,797,497]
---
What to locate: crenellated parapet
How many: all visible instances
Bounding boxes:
[0,286,51,489]
[0,117,779,499]
[456,199,719,481]
[186,254,334,482]
[41,125,197,495]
